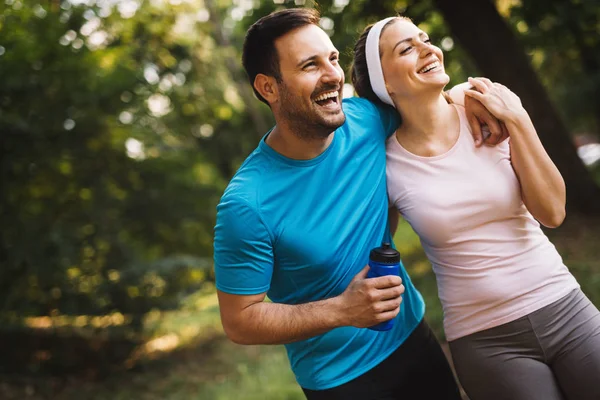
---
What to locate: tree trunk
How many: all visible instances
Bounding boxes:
[433,0,600,214]
[563,8,600,133]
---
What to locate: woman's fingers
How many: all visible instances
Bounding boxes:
[476,77,494,89]
[465,89,485,102]
[468,77,494,92]
[468,77,488,93]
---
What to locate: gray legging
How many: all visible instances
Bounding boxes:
[449,289,600,400]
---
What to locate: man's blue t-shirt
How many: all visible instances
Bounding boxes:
[213,97,425,390]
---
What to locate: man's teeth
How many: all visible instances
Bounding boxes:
[314,91,339,102]
[418,61,440,74]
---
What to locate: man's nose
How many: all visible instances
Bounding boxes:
[321,61,342,84]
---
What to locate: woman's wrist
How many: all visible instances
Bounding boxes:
[504,109,531,128]
[504,109,535,139]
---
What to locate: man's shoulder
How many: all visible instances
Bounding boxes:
[342,96,377,115]
[219,148,269,211]
[342,97,394,125]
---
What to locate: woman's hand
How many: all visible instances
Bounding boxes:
[465,77,527,124]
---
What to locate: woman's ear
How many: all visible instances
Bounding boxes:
[254,74,279,105]
[385,82,395,97]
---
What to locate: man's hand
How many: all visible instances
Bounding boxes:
[337,265,404,328]
[449,80,509,147]
[465,88,508,147]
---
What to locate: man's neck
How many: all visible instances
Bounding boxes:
[265,121,334,160]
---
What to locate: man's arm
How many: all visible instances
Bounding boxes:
[218,266,404,345]
[215,196,404,346]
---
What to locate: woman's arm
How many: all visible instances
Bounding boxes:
[503,114,566,227]
[465,78,566,228]
[389,206,400,236]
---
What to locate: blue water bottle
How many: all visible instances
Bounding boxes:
[367,242,401,331]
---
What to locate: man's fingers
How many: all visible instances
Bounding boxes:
[481,125,492,141]
[353,265,370,281]
[479,111,503,146]
[376,307,401,323]
[484,122,503,146]
[498,122,510,143]
[378,284,405,301]
[467,113,484,147]
[369,275,402,289]
[376,297,403,313]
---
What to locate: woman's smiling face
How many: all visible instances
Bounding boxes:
[379,19,450,100]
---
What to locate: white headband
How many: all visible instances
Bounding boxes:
[365,17,396,107]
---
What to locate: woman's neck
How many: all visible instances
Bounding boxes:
[393,92,459,156]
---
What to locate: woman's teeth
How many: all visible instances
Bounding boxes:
[418,61,440,74]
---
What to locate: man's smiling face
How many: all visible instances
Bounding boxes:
[273,24,346,138]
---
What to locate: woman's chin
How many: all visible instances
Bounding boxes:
[419,76,450,93]
[412,70,450,87]
[393,74,451,99]
[426,71,450,86]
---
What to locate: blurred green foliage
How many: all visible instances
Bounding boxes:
[508,0,600,133]
[1,1,228,322]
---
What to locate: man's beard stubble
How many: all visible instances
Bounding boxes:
[278,81,345,141]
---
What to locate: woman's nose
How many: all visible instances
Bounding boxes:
[419,43,434,58]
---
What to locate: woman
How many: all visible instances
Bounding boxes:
[352,16,600,400]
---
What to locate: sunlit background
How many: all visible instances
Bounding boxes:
[1,0,599,399]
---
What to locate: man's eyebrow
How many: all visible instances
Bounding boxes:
[296,51,339,68]
[297,55,318,68]
[392,32,428,53]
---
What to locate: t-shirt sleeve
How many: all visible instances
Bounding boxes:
[372,101,401,139]
[213,196,273,295]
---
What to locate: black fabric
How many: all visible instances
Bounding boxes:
[302,319,462,400]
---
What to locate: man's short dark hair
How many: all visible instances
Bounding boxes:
[242,8,321,105]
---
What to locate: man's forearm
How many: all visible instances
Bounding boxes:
[225,296,346,345]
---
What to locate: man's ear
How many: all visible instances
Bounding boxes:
[254,74,279,105]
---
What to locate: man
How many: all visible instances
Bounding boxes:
[214,8,501,399]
